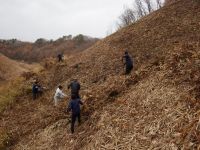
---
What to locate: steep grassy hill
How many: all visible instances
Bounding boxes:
[0,0,200,149]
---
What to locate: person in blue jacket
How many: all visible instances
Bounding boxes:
[67,94,83,134]
[122,51,133,74]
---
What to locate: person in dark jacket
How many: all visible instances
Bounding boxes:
[32,81,39,100]
[57,53,63,62]
[122,51,133,74]
[68,79,81,99]
[67,94,83,134]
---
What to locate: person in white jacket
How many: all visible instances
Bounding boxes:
[54,85,67,106]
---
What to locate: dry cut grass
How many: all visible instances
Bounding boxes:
[0,77,30,149]
[0,77,28,112]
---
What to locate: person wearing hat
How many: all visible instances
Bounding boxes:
[122,51,133,74]
[54,85,67,106]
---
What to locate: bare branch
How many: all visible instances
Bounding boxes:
[156,0,163,8]
[117,7,137,29]
[135,0,147,18]
[143,0,153,13]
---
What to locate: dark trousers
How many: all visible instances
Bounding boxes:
[71,113,81,133]
[126,65,133,74]
[33,93,37,100]
[58,57,63,62]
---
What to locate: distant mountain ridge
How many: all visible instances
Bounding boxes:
[0,34,99,62]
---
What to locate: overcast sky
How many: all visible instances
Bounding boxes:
[0,0,133,42]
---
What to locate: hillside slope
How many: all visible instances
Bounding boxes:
[0,53,34,82]
[0,0,200,149]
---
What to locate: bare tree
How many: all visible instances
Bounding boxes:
[116,0,165,30]
[156,0,162,8]
[143,0,153,13]
[135,0,147,18]
[118,7,137,29]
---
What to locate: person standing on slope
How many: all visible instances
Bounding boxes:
[122,51,133,75]
[68,79,81,99]
[67,94,83,134]
[32,80,39,100]
[57,53,63,62]
[54,85,67,106]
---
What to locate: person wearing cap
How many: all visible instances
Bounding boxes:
[68,79,81,99]
[54,85,67,106]
[122,51,134,74]
[67,94,83,134]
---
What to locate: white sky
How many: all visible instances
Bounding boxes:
[0,0,133,42]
